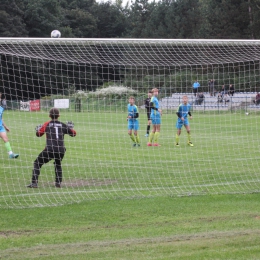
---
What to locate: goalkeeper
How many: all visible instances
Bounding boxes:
[27,108,76,188]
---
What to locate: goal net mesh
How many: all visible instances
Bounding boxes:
[0,39,260,208]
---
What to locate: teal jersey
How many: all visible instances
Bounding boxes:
[177,103,191,119]
[127,104,139,121]
[0,106,4,126]
[150,96,160,117]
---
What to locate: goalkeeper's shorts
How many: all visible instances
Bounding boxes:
[0,126,6,133]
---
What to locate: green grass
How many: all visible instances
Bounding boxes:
[1,109,260,259]
[1,194,260,259]
[1,109,259,207]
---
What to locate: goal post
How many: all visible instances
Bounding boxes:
[0,38,260,208]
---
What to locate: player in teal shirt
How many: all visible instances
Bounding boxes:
[0,95,19,158]
[175,95,193,147]
[147,88,162,146]
[127,96,140,147]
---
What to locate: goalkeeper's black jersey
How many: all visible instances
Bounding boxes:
[36,120,76,152]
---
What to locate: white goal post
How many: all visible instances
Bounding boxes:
[0,38,260,208]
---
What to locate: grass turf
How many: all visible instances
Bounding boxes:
[1,109,259,207]
[1,194,260,259]
[0,109,260,258]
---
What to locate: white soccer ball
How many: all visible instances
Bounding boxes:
[245,112,249,115]
[51,30,61,38]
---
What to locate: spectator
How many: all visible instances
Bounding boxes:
[192,80,200,97]
[217,92,223,103]
[195,92,205,105]
[224,94,230,104]
[228,84,235,96]
[208,79,215,96]
[253,92,260,105]
[220,85,226,97]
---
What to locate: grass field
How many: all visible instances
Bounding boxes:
[1,109,260,259]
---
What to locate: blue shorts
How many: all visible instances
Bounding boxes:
[151,116,161,125]
[128,120,139,131]
[176,118,189,129]
[0,125,6,133]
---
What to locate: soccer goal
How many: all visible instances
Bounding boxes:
[0,38,260,208]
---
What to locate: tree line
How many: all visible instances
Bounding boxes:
[1,0,260,39]
[1,0,260,100]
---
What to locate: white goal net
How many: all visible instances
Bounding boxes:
[0,38,260,208]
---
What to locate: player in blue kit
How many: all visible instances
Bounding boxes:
[0,95,19,158]
[175,95,193,147]
[147,88,162,147]
[127,96,140,147]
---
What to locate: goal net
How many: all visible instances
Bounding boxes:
[0,38,260,208]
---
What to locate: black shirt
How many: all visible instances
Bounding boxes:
[145,97,152,113]
[37,120,76,152]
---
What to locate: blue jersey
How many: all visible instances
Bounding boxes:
[150,96,160,117]
[127,104,139,122]
[0,106,4,127]
[193,82,200,89]
[177,103,191,119]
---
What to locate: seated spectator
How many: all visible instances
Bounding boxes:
[220,85,226,96]
[253,92,260,105]
[228,84,235,96]
[195,92,205,105]
[224,94,230,104]
[217,92,223,103]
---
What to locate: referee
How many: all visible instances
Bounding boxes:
[144,91,152,137]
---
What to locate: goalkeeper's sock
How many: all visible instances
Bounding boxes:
[154,132,160,143]
[146,125,150,134]
[130,133,136,143]
[175,134,180,144]
[5,142,12,154]
[149,132,154,143]
[187,133,191,142]
[136,134,140,144]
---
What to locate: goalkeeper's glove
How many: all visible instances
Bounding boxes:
[66,121,74,129]
[35,124,42,132]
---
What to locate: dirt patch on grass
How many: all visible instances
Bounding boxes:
[44,178,118,188]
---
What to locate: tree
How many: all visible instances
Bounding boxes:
[24,0,61,37]
[247,0,260,38]
[199,0,251,39]
[91,2,127,38]
[62,8,97,37]
[0,0,28,37]
[126,0,156,38]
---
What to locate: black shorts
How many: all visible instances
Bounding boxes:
[147,112,151,120]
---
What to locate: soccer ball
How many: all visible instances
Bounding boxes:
[51,30,61,38]
[245,112,249,115]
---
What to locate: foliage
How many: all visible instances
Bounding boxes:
[1,0,260,99]
[24,0,61,37]
[0,0,258,39]
[88,85,138,99]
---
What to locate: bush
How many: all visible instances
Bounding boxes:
[88,86,138,99]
